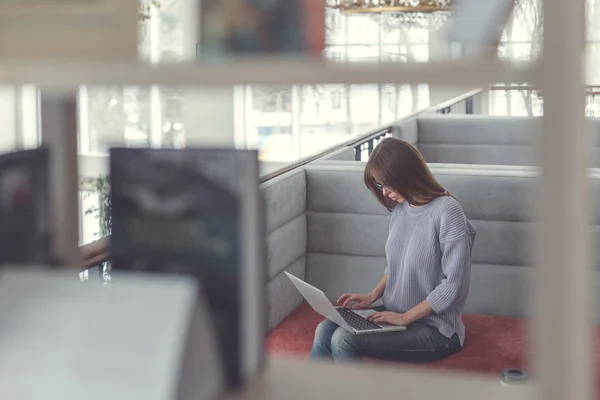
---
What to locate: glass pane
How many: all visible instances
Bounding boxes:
[326,9,346,46]
[381,45,401,62]
[347,85,379,128]
[380,84,429,124]
[588,43,600,84]
[488,87,544,116]
[503,43,534,61]
[385,26,428,45]
[158,0,184,62]
[299,123,353,158]
[84,86,151,153]
[346,46,380,62]
[499,0,542,62]
[511,3,542,42]
[138,16,152,61]
[508,90,531,116]
[247,86,294,162]
[489,90,508,116]
[382,44,429,63]
[160,86,186,148]
[589,0,600,41]
[20,85,40,149]
[299,84,380,158]
[345,16,380,45]
[324,46,346,62]
[237,10,434,162]
[587,90,600,116]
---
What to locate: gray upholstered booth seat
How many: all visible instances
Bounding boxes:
[261,161,600,329]
[407,115,540,166]
[315,116,600,166]
[392,115,600,166]
[262,168,307,329]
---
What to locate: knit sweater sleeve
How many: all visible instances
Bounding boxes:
[426,200,474,314]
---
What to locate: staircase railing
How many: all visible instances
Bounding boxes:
[260,88,483,181]
[348,88,481,162]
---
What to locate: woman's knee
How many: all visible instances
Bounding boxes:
[315,319,337,338]
[331,327,358,353]
[313,319,338,346]
[310,320,339,359]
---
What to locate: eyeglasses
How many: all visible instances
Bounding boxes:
[374,183,391,192]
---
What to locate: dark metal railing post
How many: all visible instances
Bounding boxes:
[367,139,374,156]
[465,96,474,114]
[354,144,362,161]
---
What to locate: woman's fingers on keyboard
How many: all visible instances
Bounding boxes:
[337,293,351,305]
[346,296,365,308]
[366,312,379,321]
[342,295,358,308]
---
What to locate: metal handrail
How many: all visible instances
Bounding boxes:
[258,125,389,184]
[490,84,600,94]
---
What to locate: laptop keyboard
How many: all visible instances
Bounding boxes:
[337,308,382,331]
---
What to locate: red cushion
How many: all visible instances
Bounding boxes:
[265,303,592,381]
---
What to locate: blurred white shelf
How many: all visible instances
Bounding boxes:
[0,58,536,87]
[223,357,533,400]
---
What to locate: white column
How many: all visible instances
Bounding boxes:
[428,31,487,109]
[535,1,592,400]
[40,90,81,267]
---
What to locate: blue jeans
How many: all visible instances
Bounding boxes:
[310,315,461,363]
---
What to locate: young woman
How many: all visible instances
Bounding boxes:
[310,137,476,363]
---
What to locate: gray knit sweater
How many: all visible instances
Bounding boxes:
[382,196,476,346]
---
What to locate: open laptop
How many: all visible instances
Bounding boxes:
[285,272,406,334]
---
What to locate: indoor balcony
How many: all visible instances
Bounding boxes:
[80,86,600,396]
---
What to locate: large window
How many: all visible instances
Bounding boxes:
[79,0,185,156]
[245,11,430,162]
[80,0,185,244]
[492,0,600,116]
[0,85,40,153]
[77,7,433,167]
[76,7,434,241]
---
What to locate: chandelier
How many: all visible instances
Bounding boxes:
[326,0,456,31]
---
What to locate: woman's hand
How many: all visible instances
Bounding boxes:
[366,311,408,326]
[337,293,375,309]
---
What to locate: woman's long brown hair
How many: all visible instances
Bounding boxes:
[364,138,450,211]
